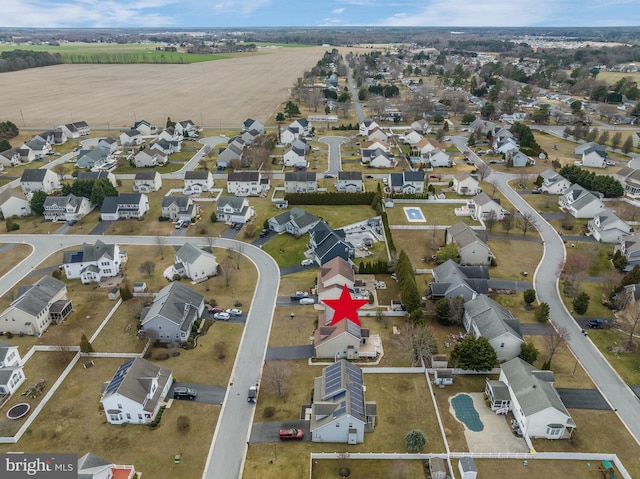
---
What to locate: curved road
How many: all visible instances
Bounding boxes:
[0,234,279,479]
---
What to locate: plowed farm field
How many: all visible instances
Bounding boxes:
[0,46,326,128]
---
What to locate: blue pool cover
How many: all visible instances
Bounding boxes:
[451,394,484,432]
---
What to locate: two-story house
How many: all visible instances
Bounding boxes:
[284,171,317,193]
[76,148,111,170]
[0,189,31,219]
[0,339,26,396]
[20,169,61,195]
[587,209,632,243]
[77,170,118,187]
[62,240,126,284]
[388,171,425,195]
[133,119,156,136]
[173,243,217,282]
[100,193,149,221]
[453,172,480,196]
[0,147,35,167]
[216,196,254,224]
[268,207,320,235]
[615,167,640,200]
[359,119,380,136]
[242,118,265,135]
[119,129,143,147]
[559,184,605,218]
[42,194,93,223]
[446,222,493,266]
[161,196,199,221]
[184,170,214,194]
[133,171,163,193]
[133,150,167,168]
[539,169,571,195]
[429,260,489,302]
[336,171,363,193]
[59,121,90,138]
[310,222,355,265]
[283,140,308,168]
[227,171,269,196]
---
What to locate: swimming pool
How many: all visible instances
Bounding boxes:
[451,393,484,432]
[403,207,426,223]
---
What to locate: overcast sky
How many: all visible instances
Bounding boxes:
[2,0,639,28]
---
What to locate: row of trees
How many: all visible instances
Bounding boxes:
[0,120,18,140]
[30,179,118,215]
[558,165,624,197]
[0,50,63,73]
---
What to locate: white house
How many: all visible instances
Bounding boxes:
[217,196,254,224]
[574,141,607,156]
[362,148,395,168]
[426,148,452,167]
[133,150,167,168]
[119,129,143,147]
[22,138,51,157]
[618,233,640,271]
[367,127,388,143]
[359,119,379,136]
[174,243,217,282]
[100,193,149,221]
[184,170,214,194]
[446,222,493,266]
[77,453,136,479]
[587,209,632,243]
[411,119,430,134]
[227,171,269,196]
[280,127,300,145]
[453,172,480,196]
[42,194,93,223]
[283,139,308,168]
[268,207,320,235]
[559,184,605,218]
[463,295,524,362]
[336,171,363,193]
[59,121,90,138]
[284,171,317,194]
[311,360,376,444]
[486,358,575,439]
[540,169,571,195]
[615,167,640,199]
[100,358,173,425]
[362,139,390,153]
[158,127,182,143]
[77,171,117,188]
[161,196,199,221]
[411,137,436,156]
[133,170,163,193]
[0,275,72,336]
[148,139,179,156]
[289,118,312,136]
[140,282,205,343]
[174,120,198,138]
[401,129,423,145]
[582,147,608,168]
[388,171,425,195]
[242,118,265,134]
[0,147,35,167]
[507,149,533,167]
[133,120,156,136]
[0,339,26,396]
[62,240,126,284]
[469,192,507,221]
[20,168,61,195]
[76,148,111,170]
[97,137,118,153]
[0,189,31,219]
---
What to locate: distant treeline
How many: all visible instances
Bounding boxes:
[60,51,190,64]
[0,49,63,73]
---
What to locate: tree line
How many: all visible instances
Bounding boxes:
[558,165,624,197]
[0,50,63,73]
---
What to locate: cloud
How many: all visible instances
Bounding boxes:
[331,8,345,14]
[208,0,272,16]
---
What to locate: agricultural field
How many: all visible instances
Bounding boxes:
[0,46,328,129]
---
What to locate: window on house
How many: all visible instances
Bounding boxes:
[126,413,131,419]
[500,342,505,348]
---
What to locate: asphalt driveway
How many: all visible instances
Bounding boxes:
[250,420,310,443]
[556,388,611,410]
[266,345,314,360]
[169,382,226,405]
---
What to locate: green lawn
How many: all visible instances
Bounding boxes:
[385,203,480,227]
[262,233,309,268]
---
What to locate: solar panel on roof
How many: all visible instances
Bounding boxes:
[346,320,361,338]
[333,401,347,418]
[104,359,134,395]
[324,362,344,395]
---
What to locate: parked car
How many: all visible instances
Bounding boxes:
[301,259,314,266]
[259,229,269,238]
[213,312,230,321]
[290,291,309,300]
[531,189,542,194]
[248,385,258,403]
[182,221,190,228]
[230,222,237,229]
[173,387,197,400]
[324,174,334,179]
[225,308,243,316]
[175,220,184,229]
[299,297,316,305]
[279,428,304,440]
[207,305,224,313]
[588,319,605,329]
[234,223,242,230]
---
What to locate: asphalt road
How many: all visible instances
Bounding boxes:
[320,135,348,175]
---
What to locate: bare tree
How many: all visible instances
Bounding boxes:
[220,257,235,287]
[563,251,591,293]
[205,236,216,252]
[601,270,622,302]
[305,87,324,112]
[230,243,244,270]
[476,162,491,182]
[53,345,78,365]
[502,211,515,234]
[619,302,640,351]
[518,211,538,236]
[262,360,292,398]
[544,325,571,365]
[155,236,165,260]
[484,209,499,233]
[139,261,155,276]
[395,323,438,366]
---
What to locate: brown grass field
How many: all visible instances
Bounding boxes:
[0,47,328,128]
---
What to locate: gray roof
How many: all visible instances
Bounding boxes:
[13,275,66,316]
[77,171,112,181]
[473,192,499,206]
[184,170,210,180]
[501,357,574,422]
[141,281,203,332]
[338,171,362,181]
[218,195,246,210]
[20,168,49,182]
[285,171,316,182]
[431,260,489,297]
[404,170,424,182]
[459,457,477,473]
[290,211,320,229]
[175,243,215,265]
[228,171,260,182]
[448,222,489,249]
[465,295,523,342]
[101,194,144,214]
[121,129,141,137]
[78,452,112,479]
[43,194,85,210]
[161,195,190,209]
[134,170,159,180]
[62,240,116,265]
[0,339,16,363]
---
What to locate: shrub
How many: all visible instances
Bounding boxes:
[172,273,182,281]
[535,302,550,322]
[573,292,590,315]
[51,269,63,280]
[5,218,19,231]
[148,406,166,428]
[263,406,276,418]
[523,289,536,305]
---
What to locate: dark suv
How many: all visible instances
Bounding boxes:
[173,387,197,400]
[588,319,605,329]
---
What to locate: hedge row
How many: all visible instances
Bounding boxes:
[284,192,376,205]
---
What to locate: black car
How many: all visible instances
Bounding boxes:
[588,319,605,329]
[259,229,269,237]
[173,387,197,400]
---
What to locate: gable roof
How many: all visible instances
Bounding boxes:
[184,170,210,180]
[285,171,316,182]
[141,281,203,332]
[337,171,362,181]
[161,195,190,209]
[175,243,215,265]
[62,240,116,265]
[218,195,246,210]
[448,222,489,249]
[312,360,366,428]
[134,170,159,181]
[20,169,50,182]
[464,295,523,342]
[228,171,260,182]
[102,357,171,408]
[12,275,66,316]
[100,193,144,214]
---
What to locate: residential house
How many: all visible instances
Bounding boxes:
[388,171,425,195]
[559,184,605,218]
[492,127,514,144]
[34,130,67,145]
[617,233,640,271]
[411,119,430,134]
[463,295,524,362]
[0,339,26,396]
[359,119,379,136]
[43,194,92,223]
[429,260,489,301]
[469,192,507,221]
[174,120,197,138]
[149,139,180,156]
[283,139,308,168]
[425,149,452,167]
[133,150,167,168]
[310,222,355,265]
[242,118,265,134]
[314,318,380,360]
[77,453,137,479]
[20,168,61,195]
[161,196,199,221]
[289,118,312,136]
[401,129,423,145]
[0,275,72,336]
[494,137,519,155]
[76,148,111,170]
[362,139,390,153]
[446,222,493,266]
[158,127,182,143]
[216,196,254,224]
[173,243,217,282]
[587,209,632,243]
[62,240,126,284]
[77,170,117,188]
[367,127,388,143]
[100,193,149,221]
[632,132,640,148]
[581,147,608,168]
[133,120,156,136]
[280,126,301,145]
[540,169,571,195]
[0,190,31,219]
[317,256,356,304]
[22,138,51,157]
[241,129,261,145]
[119,129,143,146]
[468,118,496,136]
[615,167,640,199]
[59,121,90,138]
[0,147,35,167]
[100,358,173,424]
[216,141,244,168]
[310,360,376,443]
[506,149,533,167]
[284,171,318,193]
[411,137,436,157]
[485,358,575,439]
[140,281,205,343]
[362,148,395,168]
[132,170,162,193]
[267,207,320,235]
[227,171,269,196]
[184,170,214,194]
[453,172,481,196]
[97,137,118,153]
[574,141,607,156]
[337,171,363,193]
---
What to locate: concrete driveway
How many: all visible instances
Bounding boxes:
[169,382,226,405]
[250,420,310,443]
[556,388,611,410]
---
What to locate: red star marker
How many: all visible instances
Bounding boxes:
[322,284,368,327]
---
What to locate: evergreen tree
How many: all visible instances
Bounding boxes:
[449,336,497,370]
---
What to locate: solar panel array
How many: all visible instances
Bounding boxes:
[346,320,361,339]
[104,358,134,395]
[324,361,344,396]
[345,363,365,420]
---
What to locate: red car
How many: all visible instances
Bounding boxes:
[208,306,224,313]
[279,428,304,440]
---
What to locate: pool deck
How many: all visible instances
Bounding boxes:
[449,392,529,453]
